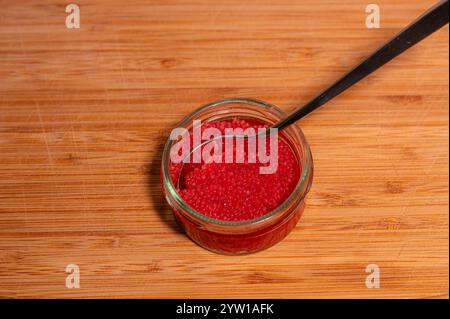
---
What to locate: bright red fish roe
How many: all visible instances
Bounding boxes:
[170,118,300,221]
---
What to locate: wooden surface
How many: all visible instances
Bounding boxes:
[0,0,448,299]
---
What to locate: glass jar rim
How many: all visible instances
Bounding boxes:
[161,97,313,228]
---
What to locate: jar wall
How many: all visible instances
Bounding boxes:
[160,98,314,255]
[172,202,306,254]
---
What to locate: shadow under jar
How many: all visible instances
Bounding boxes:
[160,98,314,255]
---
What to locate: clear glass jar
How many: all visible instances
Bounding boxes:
[160,98,314,255]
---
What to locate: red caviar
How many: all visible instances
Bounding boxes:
[169,119,300,221]
[161,98,313,254]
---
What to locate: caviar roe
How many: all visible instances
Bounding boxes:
[161,99,314,255]
[170,118,300,221]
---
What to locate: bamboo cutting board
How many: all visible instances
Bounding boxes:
[0,0,448,298]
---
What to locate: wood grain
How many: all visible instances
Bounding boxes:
[0,0,448,298]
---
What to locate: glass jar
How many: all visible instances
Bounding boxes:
[160,98,314,255]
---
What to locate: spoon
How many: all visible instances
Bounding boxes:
[176,0,449,187]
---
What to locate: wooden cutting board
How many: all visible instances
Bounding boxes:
[0,0,448,298]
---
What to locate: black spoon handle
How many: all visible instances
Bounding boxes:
[273,0,449,131]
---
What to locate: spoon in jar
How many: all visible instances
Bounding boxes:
[175,0,449,188]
